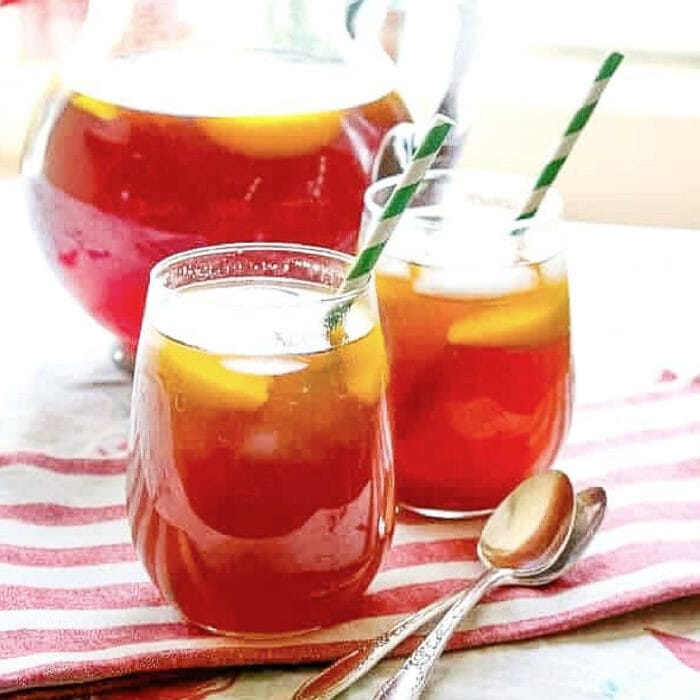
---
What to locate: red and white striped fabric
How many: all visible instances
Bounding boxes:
[2,377,699,696]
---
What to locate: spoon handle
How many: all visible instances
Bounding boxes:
[292,592,462,700]
[374,568,507,700]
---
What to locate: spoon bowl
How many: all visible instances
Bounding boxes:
[478,470,575,573]
[514,486,606,586]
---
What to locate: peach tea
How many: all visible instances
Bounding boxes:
[368,170,572,517]
[127,244,394,635]
[23,51,409,352]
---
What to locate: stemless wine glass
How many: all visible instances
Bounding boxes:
[364,169,572,519]
[127,243,394,636]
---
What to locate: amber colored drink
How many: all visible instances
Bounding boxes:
[377,256,572,516]
[23,51,409,352]
[127,245,394,634]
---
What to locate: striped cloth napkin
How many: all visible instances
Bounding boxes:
[1,376,699,696]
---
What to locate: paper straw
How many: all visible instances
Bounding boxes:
[337,113,454,293]
[511,51,624,237]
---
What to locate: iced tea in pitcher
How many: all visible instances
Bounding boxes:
[22,0,411,355]
[23,50,408,353]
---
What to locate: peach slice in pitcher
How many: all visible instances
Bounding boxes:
[197,110,342,159]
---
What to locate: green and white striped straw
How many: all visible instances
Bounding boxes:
[511,51,624,237]
[337,113,454,293]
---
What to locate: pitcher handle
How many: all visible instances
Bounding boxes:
[371,0,481,179]
[371,121,416,181]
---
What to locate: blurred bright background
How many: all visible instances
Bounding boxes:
[461,0,700,229]
[1,0,698,228]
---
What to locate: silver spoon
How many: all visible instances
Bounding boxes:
[374,470,576,699]
[294,476,605,700]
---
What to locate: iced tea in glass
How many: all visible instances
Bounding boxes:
[127,243,394,635]
[366,170,572,517]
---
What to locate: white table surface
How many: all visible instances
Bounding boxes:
[3,176,700,699]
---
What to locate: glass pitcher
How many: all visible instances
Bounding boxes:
[21,0,414,361]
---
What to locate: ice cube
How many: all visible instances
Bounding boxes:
[540,255,568,283]
[413,267,538,299]
[375,255,411,279]
[222,357,309,376]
